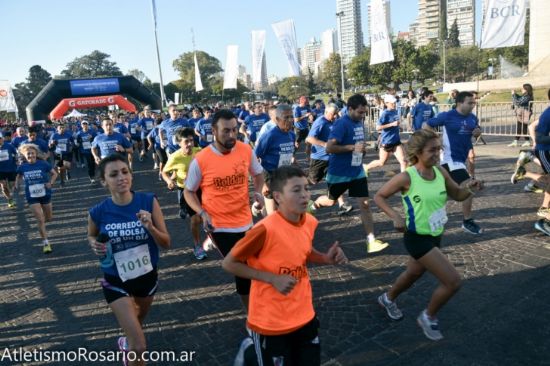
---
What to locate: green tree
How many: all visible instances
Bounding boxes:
[319,53,343,93]
[416,43,440,83]
[172,51,222,91]
[448,19,460,48]
[444,46,480,82]
[62,50,123,78]
[306,67,318,95]
[127,69,151,84]
[277,77,308,101]
[347,50,370,87]
[391,40,419,89]
[13,65,52,113]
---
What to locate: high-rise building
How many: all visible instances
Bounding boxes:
[253,52,268,91]
[237,65,252,89]
[320,28,339,61]
[301,38,322,75]
[447,0,475,46]
[414,0,447,46]
[367,0,392,45]
[336,0,364,64]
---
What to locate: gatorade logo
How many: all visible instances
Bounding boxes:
[413,195,421,203]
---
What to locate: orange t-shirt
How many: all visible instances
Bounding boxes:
[194,141,253,229]
[231,211,318,335]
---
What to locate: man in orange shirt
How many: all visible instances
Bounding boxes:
[222,165,348,365]
[184,109,265,308]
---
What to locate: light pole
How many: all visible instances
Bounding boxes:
[336,11,345,100]
[442,39,447,86]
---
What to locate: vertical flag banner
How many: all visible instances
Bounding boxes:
[223,45,239,90]
[251,30,266,84]
[194,53,204,92]
[481,0,527,49]
[370,0,394,65]
[271,19,301,76]
[0,81,18,113]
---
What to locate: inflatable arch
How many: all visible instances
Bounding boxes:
[49,95,137,120]
[26,76,161,122]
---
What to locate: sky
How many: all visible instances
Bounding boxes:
[1,0,483,86]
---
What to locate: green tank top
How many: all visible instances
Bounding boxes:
[401,166,448,236]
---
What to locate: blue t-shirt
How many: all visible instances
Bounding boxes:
[238,109,250,122]
[128,120,141,139]
[138,117,155,139]
[195,118,213,148]
[11,136,28,149]
[428,109,479,165]
[293,105,311,130]
[0,142,17,172]
[411,102,435,131]
[147,127,163,150]
[16,160,53,201]
[254,126,296,172]
[535,106,550,151]
[312,107,325,118]
[160,118,187,153]
[308,116,333,161]
[43,127,56,140]
[92,132,132,158]
[257,121,276,144]
[49,131,74,156]
[88,192,160,278]
[76,130,97,154]
[113,123,128,135]
[244,113,269,142]
[378,109,401,145]
[327,114,366,179]
[21,138,49,154]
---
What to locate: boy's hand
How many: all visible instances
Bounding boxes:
[326,241,348,264]
[167,180,176,190]
[271,274,297,295]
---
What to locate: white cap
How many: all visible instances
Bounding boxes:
[384,95,397,104]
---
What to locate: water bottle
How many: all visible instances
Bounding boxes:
[97,232,113,269]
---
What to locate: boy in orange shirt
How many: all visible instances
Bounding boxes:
[222,165,348,366]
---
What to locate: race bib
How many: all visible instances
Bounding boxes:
[351,152,363,166]
[57,143,67,153]
[206,134,213,142]
[130,127,137,134]
[278,153,292,167]
[0,150,9,161]
[447,161,467,172]
[146,121,153,130]
[113,244,153,282]
[29,183,46,198]
[428,208,448,233]
[82,141,91,149]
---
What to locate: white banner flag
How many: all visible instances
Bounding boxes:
[271,19,301,77]
[251,30,266,84]
[481,0,527,49]
[194,53,204,92]
[369,0,394,65]
[0,81,18,113]
[223,45,239,90]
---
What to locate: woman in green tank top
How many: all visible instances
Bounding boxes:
[373,129,484,341]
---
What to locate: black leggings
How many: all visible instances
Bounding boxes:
[515,121,529,140]
[83,153,96,179]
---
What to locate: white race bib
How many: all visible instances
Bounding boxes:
[130,127,137,134]
[447,161,467,172]
[146,121,153,130]
[206,134,213,142]
[29,183,46,198]
[278,153,292,167]
[57,143,67,153]
[428,208,448,233]
[113,244,153,282]
[351,152,363,166]
[0,150,9,161]
[82,141,91,149]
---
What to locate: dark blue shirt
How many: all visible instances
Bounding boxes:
[16,160,53,201]
[195,118,213,148]
[160,118,187,153]
[536,106,550,151]
[308,116,333,161]
[254,126,295,172]
[293,105,311,130]
[378,109,401,145]
[92,132,132,158]
[49,131,74,156]
[328,114,365,178]
[244,113,269,142]
[411,102,435,131]
[0,142,17,172]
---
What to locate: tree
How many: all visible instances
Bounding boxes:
[62,50,123,78]
[127,69,151,85]
[172,51,222,90]
[444,46,480,82]
[416,43,440,83]
[448,19,460,48]
[276,77,309,101]
[319,53,343,93]
[13,65,52,113]
[347,50,370,87]
[391,40,419,89]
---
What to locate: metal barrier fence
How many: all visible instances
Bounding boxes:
[364,101,548,139]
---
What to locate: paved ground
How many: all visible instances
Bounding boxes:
[1,137,549,365]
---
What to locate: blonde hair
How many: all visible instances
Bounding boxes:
[18,143,47,161]
[407,129,440,165]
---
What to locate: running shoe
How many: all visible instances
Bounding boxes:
[516,150,534,166]
[462,219,483,234]
[417,309,443,341]
[7,199,15,208]
[90,178,96,184]
[507,140,519,147]
[233,337,254,366]
[193,246,207,260]
[524,181,544,193]
[306,200,317,215]
[153,163,159,170]
[367,239,389,253]
[511,166,526,184]
[536,207,550,220]
[117,336,129,366]
[534,219,550,236]
[521,141,531,147]
[251,203,262,217]
[202,237,215,252]
[378,292,403,320]
[337,202,353,215]
[42,243,52,254]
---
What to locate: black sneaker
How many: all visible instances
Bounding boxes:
[462,219,483,234]
[337,203,353,215]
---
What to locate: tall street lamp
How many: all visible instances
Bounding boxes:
[336,11,345,100]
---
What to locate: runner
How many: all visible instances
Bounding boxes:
[87,153,170,366]
[161,128,206,260]
[147,118,168,181]
[48,124,74,187]
[138,106,155,164]
[194,107,213,148]
[15,144,58,254]
[293,96,313,160]
[184,109,264,309]
[160,103,187,155]
[241,102,268,147]
[0,133,17,208]
[76,121,97,183]
[222,165,348,366]
[92,119,133,164]
[410,90,435,132]
[374,129,483,341]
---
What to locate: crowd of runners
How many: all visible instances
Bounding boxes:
[1,86,549,365]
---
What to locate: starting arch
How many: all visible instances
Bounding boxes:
[49,95,137,119]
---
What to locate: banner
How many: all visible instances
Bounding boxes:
[369,0,394,65]
[0,81,18,113]
[251,30,266,84]
[481,0,527,49]
[70,78,120,96]
[223,45,239,90]
[49,95,136,119]
[271,19,301,76]
[194,53,204,92]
